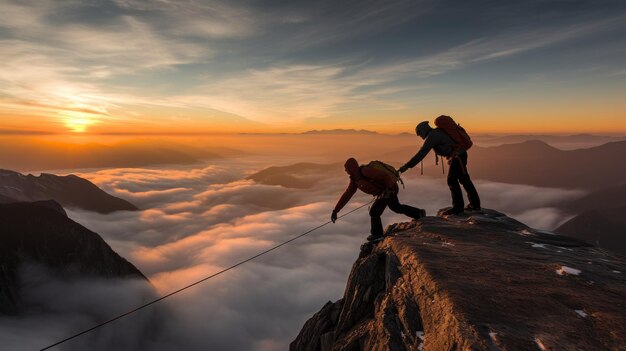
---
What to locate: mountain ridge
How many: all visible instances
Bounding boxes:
[247,140,626,191]
[0,169,138,213]
[0,201,146,314]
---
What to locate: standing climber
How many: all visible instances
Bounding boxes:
[398,116,481,216]
[331,158,425,241]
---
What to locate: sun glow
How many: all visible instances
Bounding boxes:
[62,112,96,133]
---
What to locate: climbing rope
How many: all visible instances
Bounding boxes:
[39,200,374,351]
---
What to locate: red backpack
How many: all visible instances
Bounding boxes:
[434,115,473,152]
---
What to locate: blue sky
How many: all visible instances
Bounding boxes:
[0,0,625,133]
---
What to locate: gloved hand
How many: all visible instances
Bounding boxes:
[331,210,338,223]
[398,165,408,173]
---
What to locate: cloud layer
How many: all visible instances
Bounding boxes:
[0,157,588,350]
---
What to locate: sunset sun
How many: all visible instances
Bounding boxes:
[63,113,95,133]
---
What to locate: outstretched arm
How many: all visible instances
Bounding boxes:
[333,181,358,214]
[399,136,436,172]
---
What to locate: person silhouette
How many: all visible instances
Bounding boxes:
[331,158,425,241]
[398,119,481,215]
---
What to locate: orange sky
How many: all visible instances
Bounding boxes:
[1,1,625,136]
[2,107,625,135]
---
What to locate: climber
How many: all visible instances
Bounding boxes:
[398,118,481,216]
[331,158,426,241]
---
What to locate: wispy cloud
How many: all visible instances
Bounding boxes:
[0,0,432,130]
[0,0,625,132]
[166,13,626,124]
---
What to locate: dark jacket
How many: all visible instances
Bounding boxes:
[333,163,397,213]
[401,128,465,170]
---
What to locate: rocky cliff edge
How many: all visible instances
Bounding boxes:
[291,209,626,351]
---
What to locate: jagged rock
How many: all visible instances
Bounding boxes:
[0,202,146,314]
[290,300,343,351]
[0,169,138,213]
[292,209,626,350]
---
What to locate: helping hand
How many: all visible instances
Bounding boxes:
[331,211,338,223]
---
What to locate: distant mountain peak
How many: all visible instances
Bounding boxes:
[510,139,557,148]
[301,129,379,135]
[0,169,22,176]
[0,169,138,213]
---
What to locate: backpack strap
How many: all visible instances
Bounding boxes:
[378,162,404,188]
[434,152,445,175]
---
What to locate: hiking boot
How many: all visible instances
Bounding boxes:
[411,208,426,220]
[366,234,383,242]
[465,204,481,211]
[442,207,463,216]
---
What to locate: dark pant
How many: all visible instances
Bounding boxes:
[369,194,424,237]
[447,153,480,210]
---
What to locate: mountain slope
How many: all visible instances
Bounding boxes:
[0,138,213,171]
[0,201,146,314]
[553,183,626,254]
[473,133,626,149]
[379,140,626,190]
[556,205,626,255]
[292,210,626,350]
[470,140,626,189]
[248,141,626,191]
[247,163,342,189]
[0,169,138,213]
[559,183,626,213]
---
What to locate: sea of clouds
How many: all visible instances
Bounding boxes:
[0,157,586,351]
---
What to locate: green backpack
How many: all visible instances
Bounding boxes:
[366,160,404,188]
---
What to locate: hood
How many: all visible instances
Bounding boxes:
[344,158,361,178]
[415,121,432,140]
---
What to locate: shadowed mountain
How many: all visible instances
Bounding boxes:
[556,205,626,255]
[0,201,146,314]
[559,183,626,214]
[0,169,138,213]
[554,183,626,255]
[247,163,342,189]
[380,140,626,190]
[0,138,236,171]
[292,209,626,350]
[0,193,17,203]
[248,141,626,191]
[301,129,379,135]
[473,133,626,149]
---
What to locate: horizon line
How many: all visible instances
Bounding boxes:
[2,131,626,137]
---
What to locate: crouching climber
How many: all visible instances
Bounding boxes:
[331,158,426,241]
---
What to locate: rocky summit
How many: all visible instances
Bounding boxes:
[291,209,626,351]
